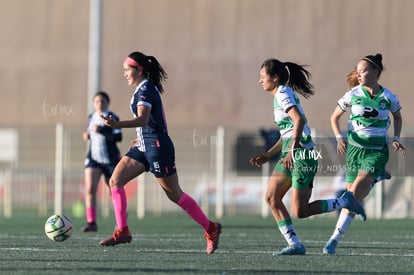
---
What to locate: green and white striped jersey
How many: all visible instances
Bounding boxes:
[337,85,401,149]
[273,85,315,151]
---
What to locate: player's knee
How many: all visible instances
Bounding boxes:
[109,177,121,188]
[167,192,181,203]
[266,195,282,210]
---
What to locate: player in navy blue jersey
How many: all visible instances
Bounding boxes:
[82,91,122,233]
[99,51,222,254]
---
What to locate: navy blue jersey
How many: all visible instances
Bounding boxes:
[86,110,122,164]
[130,79,169,152]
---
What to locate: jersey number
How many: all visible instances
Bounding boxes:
[362,107,378,118]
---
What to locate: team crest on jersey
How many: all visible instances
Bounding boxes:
[379,99,388,110]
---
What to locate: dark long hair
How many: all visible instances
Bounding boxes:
[261,58,315,99]
[128,52,168,93]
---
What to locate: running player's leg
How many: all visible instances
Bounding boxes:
[324,146,389,253]
[157,173,222,254]
[110,156,145,227]
[290,151,363,218]
[292,187,364,218]
[323,171,374,254]
[144,135,222,254]
[157,173,210,229]
[100,156,146,246]
[267,171,306,255]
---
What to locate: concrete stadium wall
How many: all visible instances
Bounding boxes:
[1,0,414,135]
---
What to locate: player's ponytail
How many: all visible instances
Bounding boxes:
[261,59,315,99]
[283,62,314,99]
[145,55,168,94]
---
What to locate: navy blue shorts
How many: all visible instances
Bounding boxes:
[125,136,177,178]
[84,156,117,178]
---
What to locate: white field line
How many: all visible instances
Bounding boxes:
[1,234,413,246]
[1,235,413,257]
[0,247,61,252]
[1,246,414,257]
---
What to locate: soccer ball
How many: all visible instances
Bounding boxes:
[45,214,73,242]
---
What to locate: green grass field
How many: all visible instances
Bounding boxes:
[0,212,413,274]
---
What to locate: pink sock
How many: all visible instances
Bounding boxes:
[177,193,210,231]
[111,187,128,229]
[86,206,96,223]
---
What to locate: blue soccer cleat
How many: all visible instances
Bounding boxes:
[272,244,306,256]
[342,191,366,221]
[323,239,338,255]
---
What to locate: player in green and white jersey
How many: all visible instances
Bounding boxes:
[250,58,365,256]
[323,53,406,255]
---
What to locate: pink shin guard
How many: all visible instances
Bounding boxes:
[111,187,128,229]
[177,193,210,231]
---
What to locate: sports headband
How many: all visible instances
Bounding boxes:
[124,57,142,69]
[363,57,382,71]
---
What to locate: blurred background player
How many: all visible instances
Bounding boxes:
[82,91,122,232]
[99,51,222,254]
[324,53,406,254]
[250,58,365,256]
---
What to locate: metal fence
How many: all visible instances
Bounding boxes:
[1,125,413,219]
